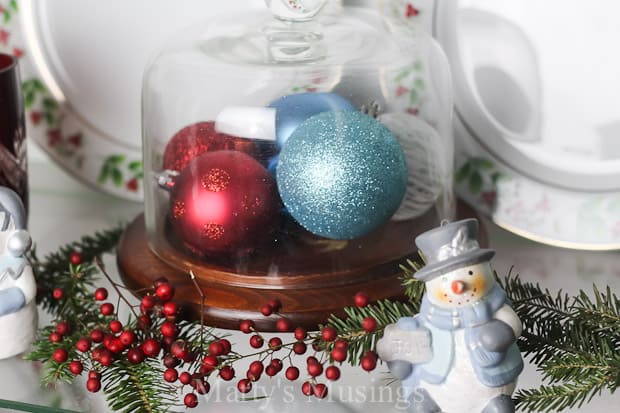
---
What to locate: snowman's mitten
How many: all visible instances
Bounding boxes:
[387,360,413,380]
[0,287,26,316]
[478,320,515,353]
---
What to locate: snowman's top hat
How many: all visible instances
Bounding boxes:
[414,219,495,282]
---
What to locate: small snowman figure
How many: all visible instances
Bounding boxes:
[0,187,37,359]
[377,219,523,413]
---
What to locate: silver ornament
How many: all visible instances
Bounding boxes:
[7,229,32,256]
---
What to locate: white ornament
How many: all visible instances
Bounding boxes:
[0,188,37,360]
[378,113,445,221]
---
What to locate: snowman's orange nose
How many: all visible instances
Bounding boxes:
[451,280,466,295]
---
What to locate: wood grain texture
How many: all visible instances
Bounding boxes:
[117,202,485,331]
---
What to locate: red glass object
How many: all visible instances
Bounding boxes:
[0,53,27,212]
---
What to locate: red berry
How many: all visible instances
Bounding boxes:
[202,355,218,374]
[142,338,161,358]
[361,316,377,332]
[267,299,282,312]
[162,301,177,317]
[325,366,340,381]
[195,380,210,395]
[249,335,263,349]
[239,319,255,334]
[69,251,83,266]
[141,295,156,310]
[99,350,113,367]
[160,321,178,338]
[127,347,145,364]
[268,337,282,350]
[76,338,91,352]
[208,341,225,357]
[361,351,378,372]
[88,371,101,380]
[285,366,300,381]
[314,383,328,399]
[334,339,348,350]
[86,378,101,393]
[219,366,235,381]
[321,326,337,342]
[107,338,124,354]
[260,304,273,316]
[294,327,307,341]
[292,342,306,355]
[56,321,70,335]
[249,361,264,377]
[179,372,192,385]
[94,287,108,301]
[164,368,178,383]
[164,354,181,369]
[184,393,198,408]
[307,356,319,365]
[156,283,174,301]
[312,341,322,352]
[237,379,252,394]
[138,314,152,329]
[331,348,347,363]
[170,340,188,359]
[301,381,313,396]
[52,288,64,300]
[119,330,136,346]
[183,350,196,364]
[276,318,292,332]
[270,358,283,372]
[69,360,83,375]
[265,365,278,377]
[90,329,104,343]
[109,320,123,334]
[52,348,68,363]
[354,292,370,308]
[100,303,114,316]
[219,339,232,355]
[307,362,323,377]
[49,332,62,343]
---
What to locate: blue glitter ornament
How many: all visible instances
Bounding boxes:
[277,110,408,240]
[269,92,355,147]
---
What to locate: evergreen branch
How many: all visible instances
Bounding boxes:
[29,225,124,313]
[0,399,79,413]
[328,300,417,365]
[103,359,178,413]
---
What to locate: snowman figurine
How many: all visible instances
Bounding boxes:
[0,187,37,359]
[377,219,523,413]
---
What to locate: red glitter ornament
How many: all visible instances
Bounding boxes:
[163,121,275,172]
[169,150,279,255]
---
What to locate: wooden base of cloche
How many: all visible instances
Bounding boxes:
[117,202,485,331]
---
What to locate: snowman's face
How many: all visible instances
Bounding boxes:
[425,262,495,308]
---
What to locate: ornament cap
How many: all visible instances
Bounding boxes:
[156,170,179,191]
[215,107,277,141]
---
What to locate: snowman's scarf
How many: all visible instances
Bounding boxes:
[419,283,509,369]
[419,283,507,330]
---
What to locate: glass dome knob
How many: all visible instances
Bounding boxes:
[264,0,327,21]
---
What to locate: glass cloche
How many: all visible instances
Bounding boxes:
[132,0,454,329]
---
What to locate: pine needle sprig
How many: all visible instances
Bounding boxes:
[498,274,620,412]
[328,300,417,365]
[29,225,124,313]
[103,358,177,413]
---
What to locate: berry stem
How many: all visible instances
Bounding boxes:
[189,270,206,351]
[95,257,140,319]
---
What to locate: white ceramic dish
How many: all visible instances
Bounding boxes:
[1,0,262,201]
[363,0,620,250]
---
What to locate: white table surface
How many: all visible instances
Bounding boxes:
[0,154,617,412]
